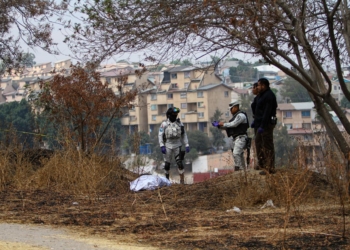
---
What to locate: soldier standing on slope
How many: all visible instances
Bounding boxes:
[212,101,249,171]
[159,107,190,184]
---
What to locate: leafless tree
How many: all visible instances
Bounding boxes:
[67,0,350,163]
[0,0,67,73]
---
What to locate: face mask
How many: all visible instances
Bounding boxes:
[169,114,177,122]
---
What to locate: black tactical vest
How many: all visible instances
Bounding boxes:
[225,111,249,138]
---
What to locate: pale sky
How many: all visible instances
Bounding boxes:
[25,26,257,66]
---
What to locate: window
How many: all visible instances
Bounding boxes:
[181,113,185,119]
[198,112,204,118]
[184,71,190,78]
[167,104,173,109]
[285,124,293,130]
[167,93,173,99]
[151,94,157,100]
[302,123,311,129]
[152,115,157,121]
[284,111,292,118]
[197,102,204,108]
[181,103,187,109]
[171,83,178,89]
[197,91,204,98]
[301,110,311,117]
[180,92,187,98]
[199,122,207,132]
[106,77,111,84]
[151,104,157,111]
[224,91,229,97]
[184,82,190,88]
[225,111,230,117]
[171,73,177,79]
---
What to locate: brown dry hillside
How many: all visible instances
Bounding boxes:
[0,167,349,249]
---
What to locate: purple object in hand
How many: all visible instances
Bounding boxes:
[161,146,166,154]
[258,127,264,134]
[211,121,220,127]
[186,146,190,153]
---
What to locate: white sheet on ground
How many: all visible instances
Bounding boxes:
[130,175,171,192]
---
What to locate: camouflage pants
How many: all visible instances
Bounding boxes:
[163,146,184,174]
[231,135,247,169]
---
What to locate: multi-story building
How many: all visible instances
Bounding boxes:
[277,102,316,166]
[99,65,150,134]
[146,65,232,135]
[0,60,72,103]
[0,61,233,139]
[275,101,350,169]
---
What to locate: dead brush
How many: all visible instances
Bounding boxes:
[27,148,132,199]
[209,151,272,209]
[0,137,41,192]
[313,132,350,238]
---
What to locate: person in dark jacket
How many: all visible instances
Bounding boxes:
[254,78,278,175]
[250,82,260,169]
[250,82,259,128]
[212,101,249,171]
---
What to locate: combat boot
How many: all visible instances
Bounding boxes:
[166,173,169,180]
[179,173,184,184]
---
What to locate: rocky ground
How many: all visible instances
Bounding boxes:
[0,170,349,249]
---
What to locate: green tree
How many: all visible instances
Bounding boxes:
[229,61,258,82]
[209,109,225,147]
[122,131,151,154]
[187,130,211,154]
[0,99,36,147]
[149,126,163,163]
[340,96,350,109]
[273,124,297,167]
[20,53,36,68]
[280,77,312,102]
[185,148,199,162]
[271,88,278,96]
[170,59,193,66]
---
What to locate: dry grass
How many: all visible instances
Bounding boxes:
[0,143,349,249]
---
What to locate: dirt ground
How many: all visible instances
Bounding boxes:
[0,170,349,249]
[0,223,161,250]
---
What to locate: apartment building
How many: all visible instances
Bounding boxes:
[276,102,346,169]
[147,65,232,135]
[99,66,149,134]
[0,60,72,103]
[0,62,233,139]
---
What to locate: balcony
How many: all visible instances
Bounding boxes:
[184,112,199,122]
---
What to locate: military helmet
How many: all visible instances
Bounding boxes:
[166,107,180,117]
[228,101,240,110]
